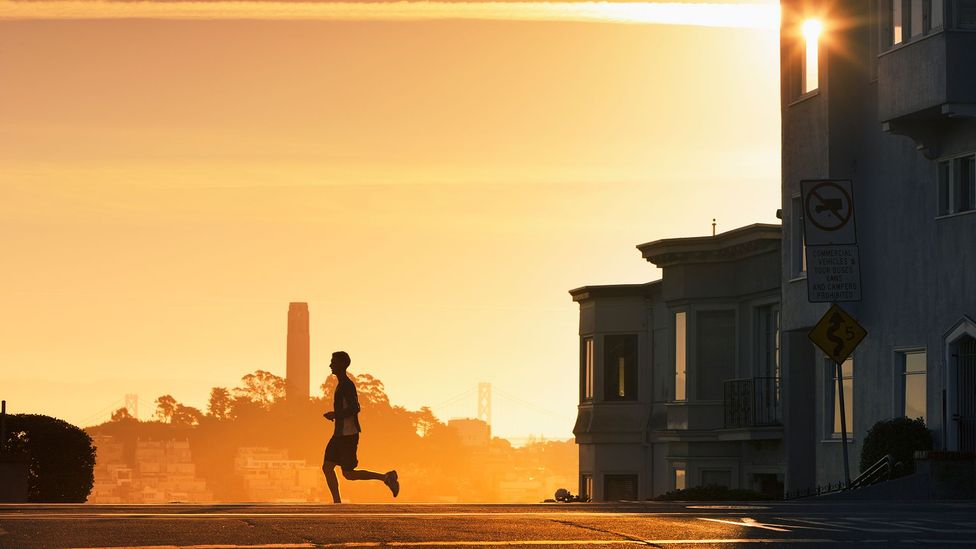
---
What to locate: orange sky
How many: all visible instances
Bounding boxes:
[0,1,780,441]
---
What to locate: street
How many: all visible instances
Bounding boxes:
[2,501,976,548]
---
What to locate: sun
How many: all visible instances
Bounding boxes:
[801,19,824,42]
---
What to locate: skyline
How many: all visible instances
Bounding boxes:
[1,1,781,440]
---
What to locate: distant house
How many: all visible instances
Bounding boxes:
[779,0,976,492]
[571,224,783,501]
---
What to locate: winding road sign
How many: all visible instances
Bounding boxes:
[808,304,867,364]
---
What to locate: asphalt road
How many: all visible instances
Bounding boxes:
[2,500,976,548]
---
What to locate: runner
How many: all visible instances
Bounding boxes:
[322,351,399,503]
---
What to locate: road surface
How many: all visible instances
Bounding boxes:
[2,500,975,548]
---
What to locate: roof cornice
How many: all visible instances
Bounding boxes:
[638,223,781,268]
[569,281,661,303]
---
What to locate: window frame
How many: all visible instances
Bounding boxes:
[881,0,945,52]
[896,348,928,422]
[674,311,688,402]
[603,333,639,402]
[823,356,855,440]
[672,464,687,491]
[580,474,593,501]
[581,337,594,402]
[790,194,807,280]
[937,152,976,218]
[756,303,781,381]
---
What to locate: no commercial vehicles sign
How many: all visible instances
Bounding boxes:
[801,179,857,246]
[801,179,861,303]
[807,245,862,303]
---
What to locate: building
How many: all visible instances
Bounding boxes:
[448,418,491,448]
[133,439,213,503]
[571,224,783,500]
[779,0,976,493]
[89,435,134,503]
[286,302,310,401]
[234,447,324,502]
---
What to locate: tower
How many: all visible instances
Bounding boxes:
[124,394,138,420]
[286,302,310,401]
[477,382,491,426]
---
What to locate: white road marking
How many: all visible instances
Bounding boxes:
[0,511,671,520]
[698,517,790,532]
[771,518,846,532]
[839,518,916,533]
[65,541,838,548]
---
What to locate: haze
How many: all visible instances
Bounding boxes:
[0,0,780,441]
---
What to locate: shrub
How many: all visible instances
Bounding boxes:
[3,414,96,502]
[653,484,771,501]
[859,417,933,478]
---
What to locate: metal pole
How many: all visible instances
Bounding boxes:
[1,400,6,454]
[836,361,851,488]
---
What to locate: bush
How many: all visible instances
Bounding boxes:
[860,417,933,478]
[3,414,96,502]
[653,484,771,501]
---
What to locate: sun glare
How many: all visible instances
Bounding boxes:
[801,18,821,93]
[801,18,823,41]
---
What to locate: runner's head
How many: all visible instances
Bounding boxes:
[330,351,351,374]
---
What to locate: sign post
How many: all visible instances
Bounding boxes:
[808,304,866,489]
[835,361,851,488]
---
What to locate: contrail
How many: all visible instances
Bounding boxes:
[0,1,779,28]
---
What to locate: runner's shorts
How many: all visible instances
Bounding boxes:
[324,434,359,471]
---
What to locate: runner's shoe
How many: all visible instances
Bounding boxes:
[384,470,399,497]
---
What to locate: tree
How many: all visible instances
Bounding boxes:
[409,406,441,437]
[321,373,390,408]
[235,370,285,408]
[3,414,96,502]
[207,387,232,420]
[154,394,178,423]
[860,417,933,478]
[110,407,133,422]
[171,404,204,427]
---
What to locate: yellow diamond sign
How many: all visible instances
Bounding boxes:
[808,304,867,364]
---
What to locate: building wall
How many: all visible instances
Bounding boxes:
[574,227,784,500]
[780,0,976,490]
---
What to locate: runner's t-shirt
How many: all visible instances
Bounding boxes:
[333,374,362,437]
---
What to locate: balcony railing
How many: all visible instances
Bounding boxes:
[723,377,781,428]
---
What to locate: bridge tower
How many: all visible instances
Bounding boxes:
[477,382,491,426]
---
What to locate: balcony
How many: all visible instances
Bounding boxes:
[878,3,976,156]
[723,377,782,429]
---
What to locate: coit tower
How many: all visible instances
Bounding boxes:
[286,302,310,401]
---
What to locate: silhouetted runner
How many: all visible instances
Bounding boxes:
[322,351,399,503]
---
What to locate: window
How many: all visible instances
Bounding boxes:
[581,474,592,501]
[701,469,732,488]
[697,310,735,401]
[675,312,687,401]
[901,350,927,422]
[757,305,781,380]
[791,195,806,277]
[884,0,944,49]
[673,466,686,490]
[581,337,594,401]
[825,357,854,438]
[604,334,638,401]
[604,474,638,501]
[800,19,822,93]
[938,154,976,216]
